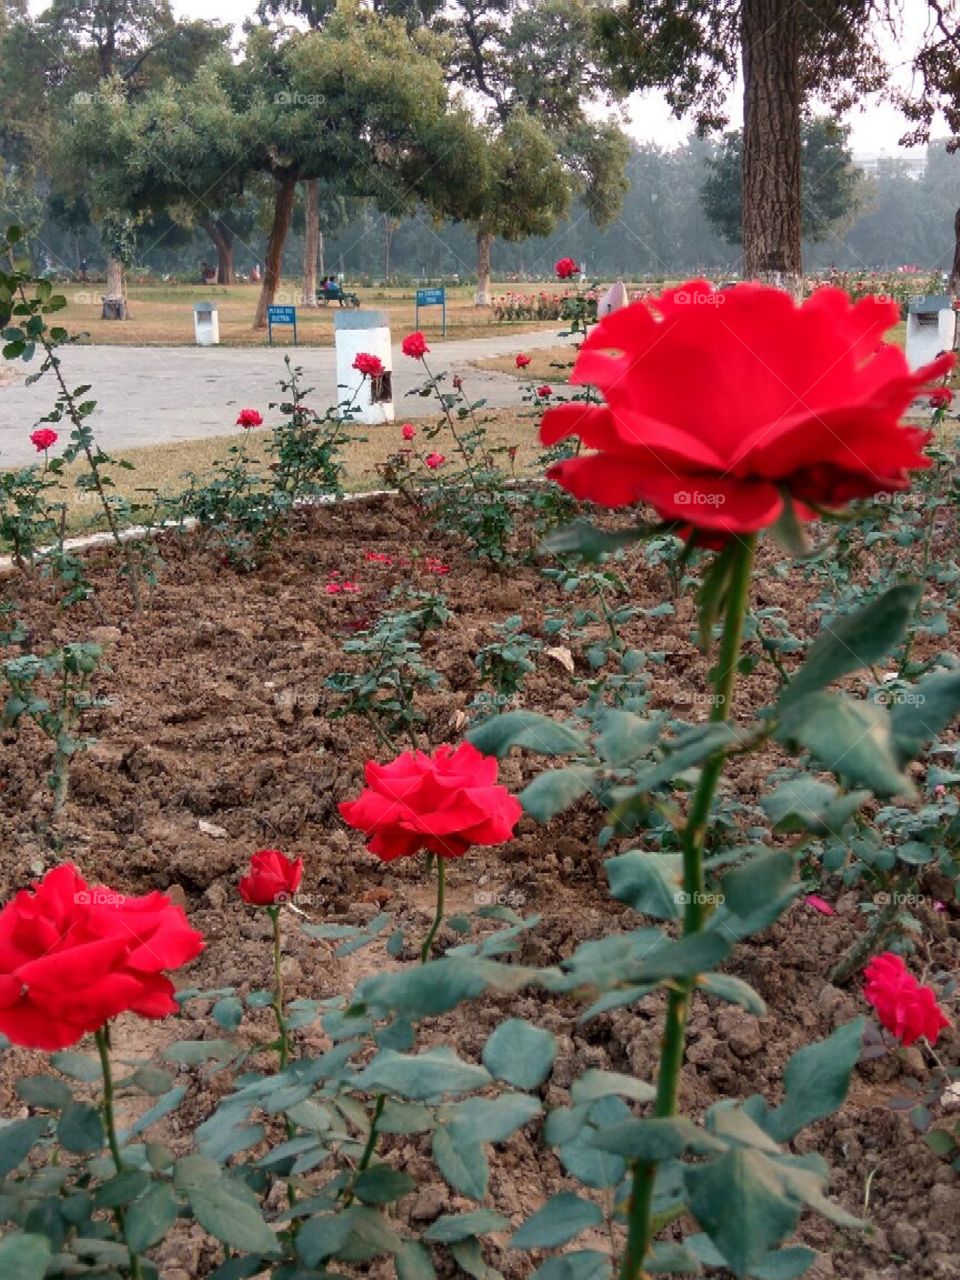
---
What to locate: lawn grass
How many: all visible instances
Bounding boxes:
[51,280,574,348]
[471,344,578,382]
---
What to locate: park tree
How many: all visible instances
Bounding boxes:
[701,118,862,247]
[595,0,960,294]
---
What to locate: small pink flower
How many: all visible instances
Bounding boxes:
[30,428,58,452]
[934,784,947,797]
[402,423,416,441]
[804,894,836,916]
[425,452,446,470]
[236,409,263,428]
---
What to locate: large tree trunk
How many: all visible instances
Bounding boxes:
[201,216,236,285]
[950,208,960,299]
[253,177,297,330]
[475,230,493,306]
[740,0,803,298]
[318,228,325,279]
[383,215,398,281]
[302,179,320,307]
[101,255,128,319]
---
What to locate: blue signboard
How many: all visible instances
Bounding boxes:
[267,304,297,345]
[415,286,446,336]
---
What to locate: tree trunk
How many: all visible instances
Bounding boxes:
[253,177,297,330]
[318,228,325,278]
[949,208,960,299]
[302,178,320,307]
[201,216,236,285]
[383,215,398,281]
[740,0,803,298]
[101,255,128,319]
[475,230,493,306]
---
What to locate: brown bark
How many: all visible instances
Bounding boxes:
[383,215,398,281]
[101,255,128,319]
[950,207,960,298]
[201,216,236,285]
[253,177,297,330]
[741,0,803,298]
[475,230,493,306]
[302,179,320,307]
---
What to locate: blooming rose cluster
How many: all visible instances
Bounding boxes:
[540,281,953,536]
[863,952,949,1046]
[30,428,58,452]
[339,742,521,861]
[0,865,203,1050]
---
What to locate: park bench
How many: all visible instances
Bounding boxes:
[319,282,361,308]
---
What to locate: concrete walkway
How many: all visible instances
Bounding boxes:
[0,328,566,469]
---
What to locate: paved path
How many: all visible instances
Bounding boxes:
[0,329,565,468]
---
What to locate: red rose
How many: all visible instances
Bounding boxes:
[236,408,263,428]
[555,257,579,280]
[30,428,58,452]
[339,742,522,861]
[402,331,429,359]
[515,353,531,369]
[863,952,949,1047]
[239,849,303,907]
[929,386,953,408]
[540,281,953,534]
[402,423,416,440]
[0,865,204,1050]
[425,452,446,469]
[537,385,553,398]
[353,352,385,378]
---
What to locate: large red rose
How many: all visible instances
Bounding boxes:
[353,352,385,378]
[540,281,953,534]
[0,865,204,1050]
[239,849,303,906]
[863,952,949,1047]
[402,331,429,359]
[339,742,522,861]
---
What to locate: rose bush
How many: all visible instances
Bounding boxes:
[541,280,953,534]
[0,864,203,1050]
[339,741,521,861]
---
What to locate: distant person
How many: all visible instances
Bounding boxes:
[249,262,262,283]
[78,256,88,283]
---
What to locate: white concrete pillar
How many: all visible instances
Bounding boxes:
[334,309,394,424]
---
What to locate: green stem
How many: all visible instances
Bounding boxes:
[420,856,446,964]
[619,533,756,1280]
[95,1027,143,1280]
[269,907,290,1069]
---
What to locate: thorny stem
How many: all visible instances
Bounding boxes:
[619,534,756,1280]
[95,1027,144,1280]
[420,855,447,965]
[268,906,291,1069]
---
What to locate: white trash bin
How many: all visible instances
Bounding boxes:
[194,301,220,346]
[335,309,394,424]
[905,294,956,371]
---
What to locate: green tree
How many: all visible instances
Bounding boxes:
[701,118,862,247]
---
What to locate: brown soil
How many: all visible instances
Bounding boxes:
[0,496,957,1279]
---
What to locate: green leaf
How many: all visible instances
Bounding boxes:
[49,1050,102,1081]
[378,1101,435,1134]
[763,1019,865,1144]
[212,996,244,1030]
[15,1075,73,1109]
[540,518,653,560]
[131,1066,175,1096]
[450,1237,506,1279]
[298,1212,354,1265]
[353,1165,416,1205]
[606,851,683,920]
[57,1103,104,1154]
[779,584,921,709]
[433,1127,489,1199]
[645,1241,703,1274]
[0,1116,49,1176]
[446,1093,542,1144]
[423,1210,511,1243]
[570,1070,656,1105]
[353,1047,492,1100]
[594,709,662,767]
[482,1019,556,1089]
[467,711,588,759]
[890,670,960,765]
[95,1170,151,1208]
[698,974,766,1016]
[164,1039,238,1066]
[125,1183,179,1253]
[0,1234,52,1280]
[684,1149,800,1277]
[186,1178,280,1255]
[685,1235,817,1280]
[396,1239,437,1279]
[510,1193,604,1248]
[590,1117,725,1161]
[356,957,494,1018]
[520,767,597,821]
[777,693,912,797]
[712,849,799,939]
[531,1250,612,1279]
